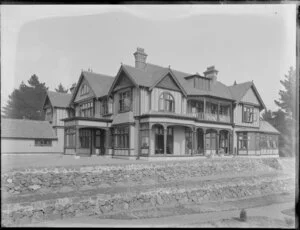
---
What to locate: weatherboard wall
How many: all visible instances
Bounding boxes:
[1,138,60,153]
[150,88,183,114]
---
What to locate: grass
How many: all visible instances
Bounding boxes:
[1,154,149,172]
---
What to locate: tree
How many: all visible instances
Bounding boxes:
[55,83,68,93]
[273,67,297,157]
[2,74,48,120]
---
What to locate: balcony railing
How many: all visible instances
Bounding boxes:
[187,112,231,123]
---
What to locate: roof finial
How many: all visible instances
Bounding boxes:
[121,62,123,66]
[168,65,171,69]
[234,80,237,85]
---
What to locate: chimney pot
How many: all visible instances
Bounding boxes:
[133,47,147,70]
[203,65,218,83]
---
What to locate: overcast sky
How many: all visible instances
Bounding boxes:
[1,4,296,112]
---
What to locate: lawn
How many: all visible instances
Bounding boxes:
[1,154,149,172]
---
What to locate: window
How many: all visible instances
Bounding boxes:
[119,90,132,112]
[243,106,254,123]
[159,92,174,112]
[272,136,278,149]
[238,132,248,150]
[80,101,94,117]
[140,123,149,149]
[188,101,203,113]
[219,105,229,116]
[113,126,129,148]
[101,98,109,115]
[45,108,52,122]
[35,139,52,146]
[65,128,76,148]
[80,84,89,95]
[79,129,91,148]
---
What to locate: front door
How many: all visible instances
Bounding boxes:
[94,129,105,155]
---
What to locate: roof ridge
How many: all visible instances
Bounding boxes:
[2,118,50,123]
[228,81,252,88]
[82,70,114,78]
[48,90,72,95]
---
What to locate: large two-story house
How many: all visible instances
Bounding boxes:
[63,48,280,158]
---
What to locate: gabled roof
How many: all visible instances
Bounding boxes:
[228,81,266,110]
[259,119,280,134]
[70,71,115,105]
[44,91,72,108]
[120,63,233,100]
[228,81,253,101]
[1,118,57,139]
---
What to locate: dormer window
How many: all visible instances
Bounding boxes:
[159,92,174,112]
[80,84,89,96]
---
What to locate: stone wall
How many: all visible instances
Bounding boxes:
[2,157,282,195]
[1,157,293,226]
[2,174,293,226]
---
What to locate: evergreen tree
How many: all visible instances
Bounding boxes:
[55,83,68,93]
[273,67,297,157]
[2,74,48,120]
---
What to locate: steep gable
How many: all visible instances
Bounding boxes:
[74,78,96,103]
[241,87,260,105]
[156,73,181,92]
[113,70,135,92]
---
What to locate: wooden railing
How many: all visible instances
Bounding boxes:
[187,112,231,123]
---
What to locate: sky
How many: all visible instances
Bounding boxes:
[1,4,296,112]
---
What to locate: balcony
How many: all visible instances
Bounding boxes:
[187,112,231,123]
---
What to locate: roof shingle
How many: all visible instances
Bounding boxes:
[47,91,72,108]
[82,71,115,98]
[1,118,57,139]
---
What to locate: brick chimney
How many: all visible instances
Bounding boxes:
[203,66,218,83]
[133,47,147,70]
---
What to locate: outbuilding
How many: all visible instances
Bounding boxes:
[1,118,60,154]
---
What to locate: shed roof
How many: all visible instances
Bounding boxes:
[1,118,57,139]
[259,120,280,134]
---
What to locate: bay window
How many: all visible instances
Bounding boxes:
[113,126,129,148]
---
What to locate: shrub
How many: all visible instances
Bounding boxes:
[240,209,247,222]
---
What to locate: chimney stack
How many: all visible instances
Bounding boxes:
[133,47,147,70]
[203,66,218,83]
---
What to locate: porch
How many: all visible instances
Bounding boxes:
[139,122,233,157]
[63,117,112,156]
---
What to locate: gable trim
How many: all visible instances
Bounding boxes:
[107,65,138,97]
[236,83,266,111]
[68,72,97,107]
[42,94,52,110]
[149,69,187,97]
